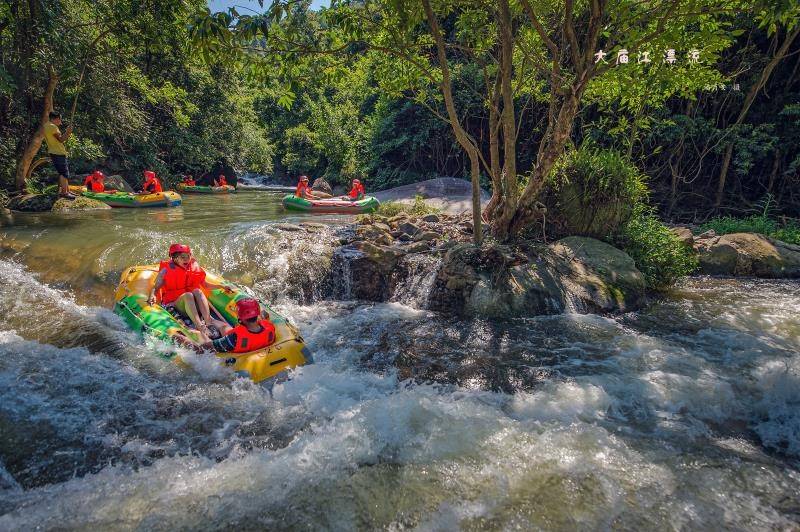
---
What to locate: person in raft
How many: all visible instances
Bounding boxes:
[83,170,115,193]
[343,178,365,201]
[141,170,163,194]
[43,111,76,200]
[295,175,318,199]
[197,298,276,354]
[147,243,226,342]
[213,174,228,187]
[182,175,196,186]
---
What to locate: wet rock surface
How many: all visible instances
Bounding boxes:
[693,231,800,278]
[51,197,111,211]
[7,194,56,212]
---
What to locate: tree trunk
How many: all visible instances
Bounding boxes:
[714,24,800,208]
[15,67,58,190]
[497,0,517,226]
[422,0,482,245]
[484,98,502,221]
[503,90,581,238]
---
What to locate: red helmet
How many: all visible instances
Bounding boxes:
[94,170,105,179]
[168,243,191,255]
[353,179,360,184]
[143,170,156,180]
[300,175,309,182]
[236,298,260,321]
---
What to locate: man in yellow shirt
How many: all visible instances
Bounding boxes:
[43,111,76,199]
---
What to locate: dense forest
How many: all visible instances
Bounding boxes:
[2,0,799,225]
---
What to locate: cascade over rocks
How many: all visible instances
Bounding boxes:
[328,213,647,316]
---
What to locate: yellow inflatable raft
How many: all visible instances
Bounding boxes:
[113,265,311,383]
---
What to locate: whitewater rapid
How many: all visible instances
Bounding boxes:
[0,196,798,529]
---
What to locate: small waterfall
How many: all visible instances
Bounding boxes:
[391,253,443,309]
[329,247,361,300]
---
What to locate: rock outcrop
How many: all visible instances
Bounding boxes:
[694,232,800,278]
[429,237,646,317]
[7,194,56,212]
[311,177,333,196]
[51,196,111,211]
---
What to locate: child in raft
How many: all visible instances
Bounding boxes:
[147,243,227,342]
[83,170,106,192]
[213,174,228,187]
[196,298,276,354]
[342,178,365,201]
[141,170,163,194]
[182,175,196,186]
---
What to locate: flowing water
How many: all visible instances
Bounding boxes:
[0,193,798,530]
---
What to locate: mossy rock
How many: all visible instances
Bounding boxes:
[51,196,111,211]
[7,193,56,212]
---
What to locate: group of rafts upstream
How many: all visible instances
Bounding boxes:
[69,173,380,384]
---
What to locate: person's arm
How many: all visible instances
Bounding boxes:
[54,125,73,143]
[147,270,166,305]
[201,332,237,353]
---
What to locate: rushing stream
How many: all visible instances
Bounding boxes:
[0,192,798,529]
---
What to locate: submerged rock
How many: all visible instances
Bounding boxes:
[51,196,111,211]
[7,194,56,212]
[695,232,800,278]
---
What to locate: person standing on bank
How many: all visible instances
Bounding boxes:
[43,111,76,200]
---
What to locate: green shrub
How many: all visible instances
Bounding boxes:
[616,205,698,290]
[550,145,648,239]
[374,194,440,217]
[700,215,800,246]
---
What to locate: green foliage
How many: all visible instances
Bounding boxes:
[550,145,648,238]
[374,195,440,217]
[616,205,698,290]
[700,199,800,246]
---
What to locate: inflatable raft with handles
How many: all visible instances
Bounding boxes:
[282,194,380,214]
[70,186,182,208]
[176,183,236,194]
[113,265,312,383]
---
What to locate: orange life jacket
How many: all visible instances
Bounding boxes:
[158,259,206,304]
[229,319,276,353]
[89,179,104,193]
[144,178,163,193]
[218,177,227,186]
[295,182,311,197]
[348,183,365,199]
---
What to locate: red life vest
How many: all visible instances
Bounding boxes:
[229,319,276,353]
[184,179,195,186]
[295,182,311,197]
[144,178,163,193]
[89,179,104,193]
[217,177,227,186]
[158,259,206,304]
[348,183,365,199]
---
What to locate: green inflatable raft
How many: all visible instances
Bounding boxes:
[281,194,380,214]
[176,183,236,194]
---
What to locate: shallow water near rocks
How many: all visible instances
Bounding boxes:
[0,193,798,529]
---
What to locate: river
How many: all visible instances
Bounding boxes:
[0,192,798,529]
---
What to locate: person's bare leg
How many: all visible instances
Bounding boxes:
[59,175,69,196]
[175,292,210,342]
[192,289,227,330]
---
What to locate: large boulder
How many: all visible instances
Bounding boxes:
[695,232,800,278]
[51,196,111,211]
[429,237,646,317]
[312,177,333,196]
[333,242,406,300]
[547,236,647,312]
[7,194,56,212]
